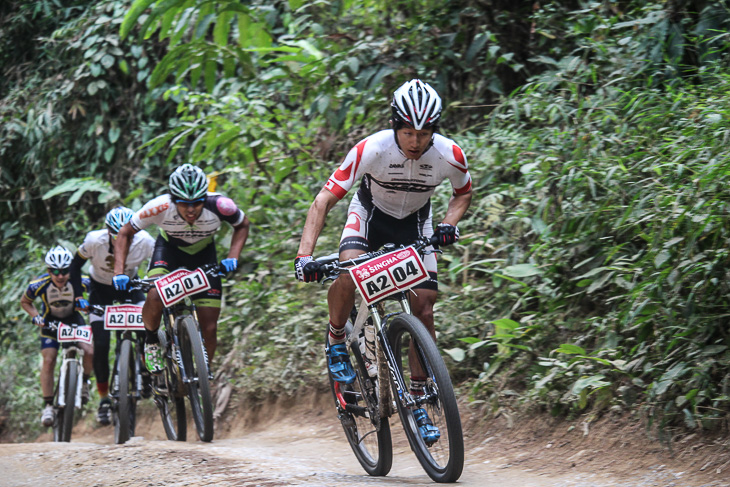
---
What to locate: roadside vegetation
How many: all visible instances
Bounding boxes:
[1,0,729,441]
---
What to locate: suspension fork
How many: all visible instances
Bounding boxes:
[373,304,418,410]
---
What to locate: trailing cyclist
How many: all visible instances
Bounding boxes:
[294,79,473,445]
[70,207,155,426]
[20,246,94,427]
[112,163,250,376]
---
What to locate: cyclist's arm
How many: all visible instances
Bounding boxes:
[20,293,40,321]
[69,250,88,296]
[113,222,139,275]
[297,188,340,256]
[226,215,250,260]
[441,190,472,226]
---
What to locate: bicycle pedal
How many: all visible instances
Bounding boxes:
[153,385,168,397]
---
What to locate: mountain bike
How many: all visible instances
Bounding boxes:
[90,302,148,444]
[317,236,464,483]
[131,263,222,442]
[44,320,92,442]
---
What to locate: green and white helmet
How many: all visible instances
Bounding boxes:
[169,164,208,201]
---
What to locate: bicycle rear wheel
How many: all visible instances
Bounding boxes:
[327,329,392,477]
[386,313,464,483]
[179,316,214,442]
[61,361,78,442]
[114,339,136,444]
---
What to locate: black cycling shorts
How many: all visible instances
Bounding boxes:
[148,235,222,307]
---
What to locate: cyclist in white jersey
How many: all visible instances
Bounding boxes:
[112,164,250,374]
[70,207,155,425]
[295,79,472,445]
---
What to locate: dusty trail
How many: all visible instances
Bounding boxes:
[0,395,726,487]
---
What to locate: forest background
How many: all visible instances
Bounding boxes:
[1,0,730,443]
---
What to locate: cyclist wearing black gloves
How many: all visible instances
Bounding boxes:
[112,164,249,375]
[20,246,94,427]
[295,80,472,445]
[70,207,155,425]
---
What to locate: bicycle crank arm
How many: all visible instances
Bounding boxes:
[345,403,368,418]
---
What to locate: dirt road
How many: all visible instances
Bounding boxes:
[0,396,727,487]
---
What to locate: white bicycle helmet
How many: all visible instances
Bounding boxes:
[45,246,73,269]
[391,79,442,130]
[169,164,208,201]
[105,206,134,234]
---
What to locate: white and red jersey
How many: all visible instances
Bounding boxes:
[77,229,155,285]
[324,130,472,219]
[130,193,245,253]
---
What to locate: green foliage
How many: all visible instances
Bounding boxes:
[4,0,730,438]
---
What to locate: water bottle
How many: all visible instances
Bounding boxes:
[358,324,377,377]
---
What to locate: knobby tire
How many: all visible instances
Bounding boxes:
[179,316,213,442]
[61,360,78,442]
[387,313,464,483]
[327,327,393,477]
[114,339,136,444]
[156,339,187,441]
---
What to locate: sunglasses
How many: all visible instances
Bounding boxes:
[174,198,205,206]
[50,268,70,276]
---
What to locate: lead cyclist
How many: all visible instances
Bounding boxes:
[294,79,473,445]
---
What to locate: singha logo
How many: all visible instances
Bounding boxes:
[355,268,371,279]
[396,250,410,260]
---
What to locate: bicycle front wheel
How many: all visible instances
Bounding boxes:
[61,360,78,442]
[155,362,187,442]
[327,329,392,477]
[179,316,214,442]
[387,313,464,483]
[114,339,136,444]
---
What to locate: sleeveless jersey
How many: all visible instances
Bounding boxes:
[130,193,245,254]
[77,229,155,285]
[324,130,472,219]
[24,275,90,320]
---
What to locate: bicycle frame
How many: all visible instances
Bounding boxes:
[57,344,84,409]
[160,300,206,390]
[319,236,464,482]
[323,237,440,415]
[127,265,215,391]
[346,295,420,413]
[134,263,219,442]
[90,304,145,402]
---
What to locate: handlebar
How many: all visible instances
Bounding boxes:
[124,262,226,293]
[41,319,80,333]
[316,235,440,279]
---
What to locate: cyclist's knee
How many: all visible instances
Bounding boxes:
[81,342,94,356]
[41,357,56,372]
[146,287,163,305]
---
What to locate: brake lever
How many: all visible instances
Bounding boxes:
[321,275,337,285]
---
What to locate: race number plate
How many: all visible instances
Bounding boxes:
[104,305,145,330]
[155,268,211,307]
[57,324,93,344]
[349,246,429,305]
